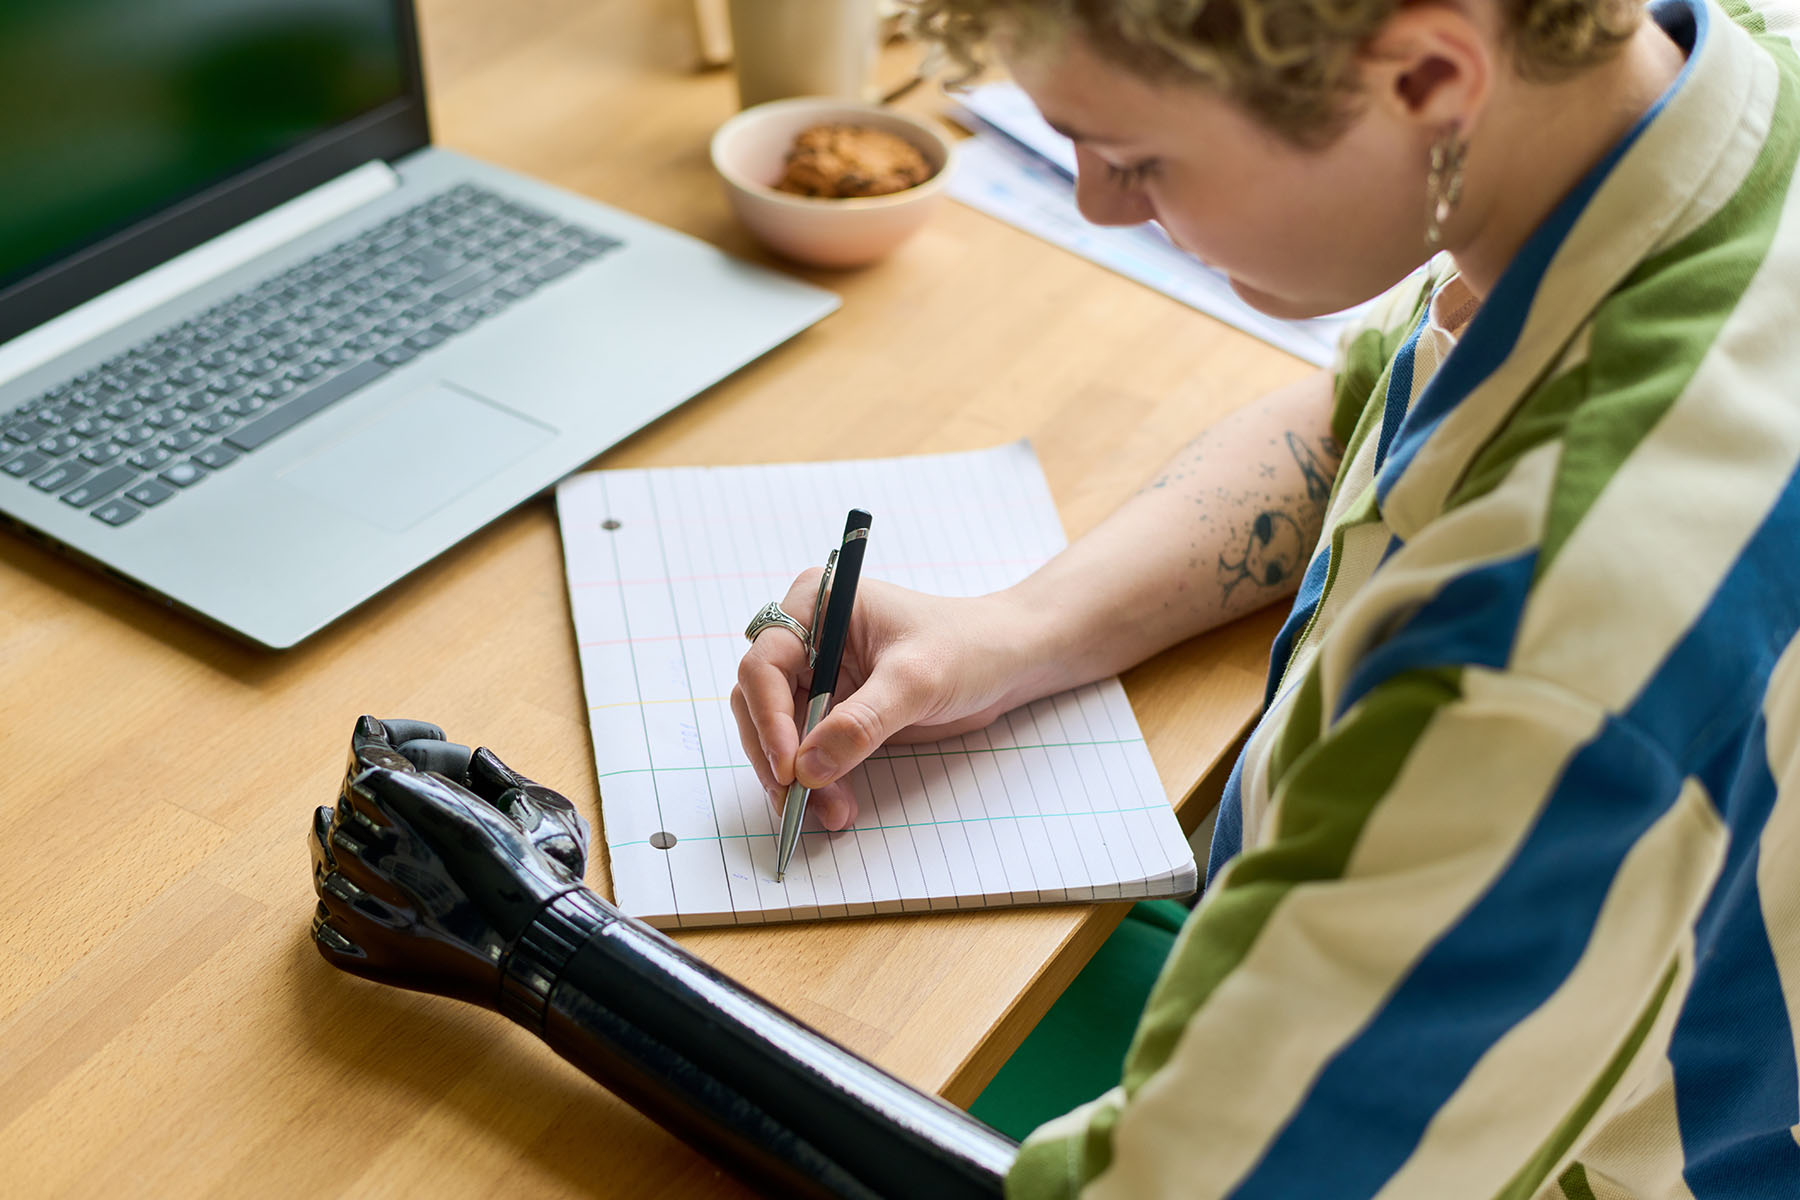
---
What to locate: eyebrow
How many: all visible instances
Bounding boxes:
[1043,119,1128,146]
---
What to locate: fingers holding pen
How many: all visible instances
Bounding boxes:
[793,654,933,790]
[736,582,817,785]
[730,686,780,798]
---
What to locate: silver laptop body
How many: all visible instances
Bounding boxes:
[0,0,836,649]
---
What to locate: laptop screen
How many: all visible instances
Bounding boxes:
[0,0,410,298]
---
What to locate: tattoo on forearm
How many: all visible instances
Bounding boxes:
[1218,511,1305,598]
[1138,424,1343,604]
[1216,431,1343,601]
[1286,431,1338,502]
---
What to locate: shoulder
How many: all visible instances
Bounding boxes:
[1330,258,1448,447]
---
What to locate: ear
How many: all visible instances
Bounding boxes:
[1357,4,1495,133]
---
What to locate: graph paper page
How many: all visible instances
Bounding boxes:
[556,442,1197,928]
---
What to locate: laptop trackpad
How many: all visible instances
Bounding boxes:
[280,382,557,534]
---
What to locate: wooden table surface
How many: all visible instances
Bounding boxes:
[0,1,1309,1195]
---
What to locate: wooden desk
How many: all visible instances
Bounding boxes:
[0,1,1310,1194]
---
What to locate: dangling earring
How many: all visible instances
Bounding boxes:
[1424,126,1469,249]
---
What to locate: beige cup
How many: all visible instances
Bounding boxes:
[727,0,883,109]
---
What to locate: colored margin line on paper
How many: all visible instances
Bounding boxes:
[607,802,1176,848]
[590,695,730,710]
[593,736,1149,777]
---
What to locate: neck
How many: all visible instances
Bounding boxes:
[1448,14,1688,298]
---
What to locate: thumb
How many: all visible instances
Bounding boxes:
[795,658,933,788]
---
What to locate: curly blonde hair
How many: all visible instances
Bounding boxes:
[906,0,1643,145]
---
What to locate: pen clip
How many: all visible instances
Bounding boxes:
[807,548,837,670]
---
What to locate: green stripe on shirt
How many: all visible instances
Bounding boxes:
[1537,60,1800,577]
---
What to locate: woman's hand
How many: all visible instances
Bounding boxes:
[731,573,1046,831]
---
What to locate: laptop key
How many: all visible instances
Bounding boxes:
[36,433,82,458]
[113,423,156,446]
[80,443,125,466]
[60,465,139,508]
[434,268,496,302]
[31,462,91,493]
[194,444,239,470]
[162,429,205,452]
[159,460,206,488]
[1,451,48,478]
[91,499,142,526]
[125,479,176,508]
[225,359,388,453]
[526,255,583,285]
[129,446,174,471]
[408,250,460,282]
[4,418,55,444]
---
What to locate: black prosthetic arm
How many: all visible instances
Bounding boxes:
[310,718,1015,1200]
[509,890,1015,1199]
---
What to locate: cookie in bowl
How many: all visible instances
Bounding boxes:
[711,98,954,268]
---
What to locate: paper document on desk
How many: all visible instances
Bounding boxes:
[556,442,1197,928]
[948,82,1367,368]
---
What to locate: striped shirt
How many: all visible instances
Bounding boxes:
[1008,0,1800,1196]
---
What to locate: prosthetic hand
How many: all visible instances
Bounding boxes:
[309,717,1015,1199]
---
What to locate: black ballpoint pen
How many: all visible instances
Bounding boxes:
[776,508,872,882]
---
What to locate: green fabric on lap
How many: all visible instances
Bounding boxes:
[970,899,1186,1141]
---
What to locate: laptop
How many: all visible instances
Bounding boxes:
[0,0,838,649]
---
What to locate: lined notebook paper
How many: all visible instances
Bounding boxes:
[555,442,1197,928]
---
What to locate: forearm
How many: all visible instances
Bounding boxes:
[503,890,1016,1199]
[999,371,1340,703]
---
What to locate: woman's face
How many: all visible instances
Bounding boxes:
[1008,34,1435,319]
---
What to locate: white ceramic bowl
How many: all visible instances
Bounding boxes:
[710,97,954,268]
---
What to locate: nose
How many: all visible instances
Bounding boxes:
[1072,147,1156,227]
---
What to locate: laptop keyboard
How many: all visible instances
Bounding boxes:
[0,183,621,527]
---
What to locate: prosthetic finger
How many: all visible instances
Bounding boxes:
[315,866,409,931]
[465,744,530,799]
[335,766,398,839]
[310,901,365,961]
[395,736,474,779]
[465,746,590,878]
[313,803,414,912]
[378,717,446,747]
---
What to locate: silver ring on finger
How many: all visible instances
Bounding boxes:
[744,601,810,654]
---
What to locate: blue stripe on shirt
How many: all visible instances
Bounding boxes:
[1372,312,1429,475]
[1671,739,1800,1198]
[1207,751,1247,885]
[1263,547,1333,710]
[1334,550,1536,718]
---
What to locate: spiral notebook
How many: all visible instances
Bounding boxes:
[555,441,1198,928]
